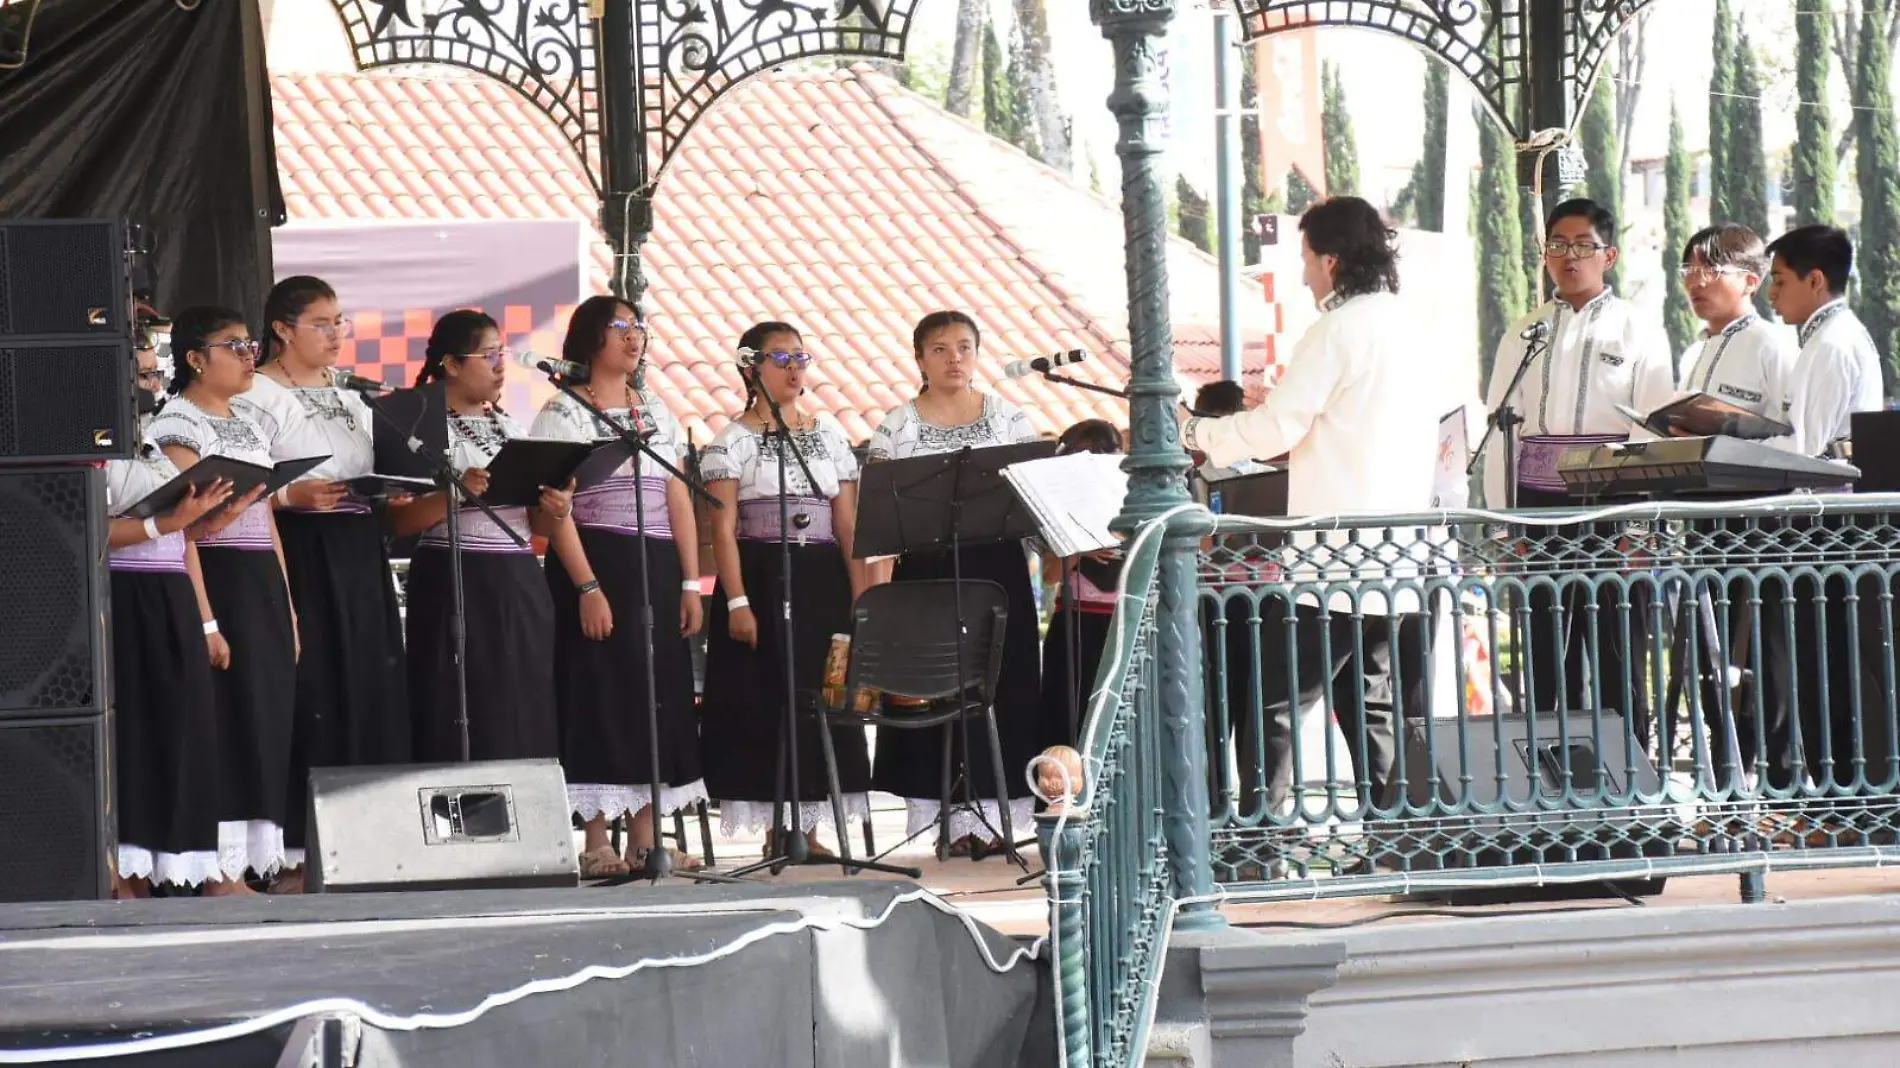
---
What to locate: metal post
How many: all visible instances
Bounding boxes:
[597,1,651,303]
[1038,813,1093,1066]
[1213,10,1244,384]
[1093,0,1223,932]
[1518,1,1577,220]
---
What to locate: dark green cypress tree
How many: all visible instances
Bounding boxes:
[1477,111,1529,389]
[1793,3,1836,226]
[1321,62,1360,197]
[1286,167,1319,214]
[1708,0,1735,224]
[1855,0,1900,396]
[1663,100,1700,364]
[1239,42,1269,263]
[1729,30,1773,315]
[1410,60,1450,231]
[1176,175,1213,254]
[1579,65,1622,289]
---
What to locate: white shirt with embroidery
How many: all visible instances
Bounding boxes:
[234,373,374,481]
[419,408,534,549]
[1482,289,1676,505]
[147,395,275,466]
[528,386,687,469]
[1676,314,1797,419]
[1762,299,1887,458]
[866,393,1038,462]
[700,418,859,502]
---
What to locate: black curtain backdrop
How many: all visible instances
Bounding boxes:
[0,0,283,319]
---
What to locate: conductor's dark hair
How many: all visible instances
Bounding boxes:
[166,306,249,395]
[1298,197,1400,298]
[1194,379,1247,417]
[1766,225,1855,296]
[416,310,500,387]
[1056,418,1123,456]
[1545,198,1618,247]
[1683,223,1768,278]
[563,294,642,369]
[737,320,803,415]
[261,275,337,362]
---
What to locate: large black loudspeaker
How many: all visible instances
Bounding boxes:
[0,466,111,901]
[0,219,136,463]
[1399,710,1669,895]
[307,760,581,892]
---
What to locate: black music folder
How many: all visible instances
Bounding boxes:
[121,454,330,520]
[855,440,1059,559]
[480,439,599,507]
[1616,392,1793,440]
[342,474,438,500]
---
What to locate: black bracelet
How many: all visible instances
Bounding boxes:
[577,579,602,596]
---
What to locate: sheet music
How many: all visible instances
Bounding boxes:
[1431,406,1469,508]
[1003,452,1128,557]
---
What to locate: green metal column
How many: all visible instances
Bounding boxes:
[597,1,651,304]
[1090,0,1222,932]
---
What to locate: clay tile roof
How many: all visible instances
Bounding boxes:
[272,65,1279,442]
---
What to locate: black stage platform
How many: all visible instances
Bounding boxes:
[0,881,1050,1067]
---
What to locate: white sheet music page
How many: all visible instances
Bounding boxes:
[1003,452,1128,557]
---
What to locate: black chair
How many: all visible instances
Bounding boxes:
[810,579,1018,869]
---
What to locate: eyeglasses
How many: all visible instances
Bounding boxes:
[135,370,166,386]
[458,346,510,370]
[203,339,261,362]
[609,319,648,336]
[1677,264,1750,283]
[296,318,354,340]
[1544,240,1609,259]
[759,350,814,369]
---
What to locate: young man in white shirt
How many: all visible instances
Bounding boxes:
[1751,225,1888,791]
[1676,224,1796,415]
[1183,197,1436,815]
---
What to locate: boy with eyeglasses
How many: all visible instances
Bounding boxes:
[1676,224,1796,416]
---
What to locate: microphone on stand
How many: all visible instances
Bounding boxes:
[330,369,396,393]
[1003,349,1089,379]
[515,349,592,382]
[1520,320,1552,343]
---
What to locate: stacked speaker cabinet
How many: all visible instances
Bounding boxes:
[0,218,135,902]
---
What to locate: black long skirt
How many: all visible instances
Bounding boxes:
[871,541,1043,800]
[109,570,221,858]
[278,510,410,848]
[547,528,701,796]
[1038,604,1113,752]
[405,547,558,763]
[700,540,870,803]
[196,547,298,828]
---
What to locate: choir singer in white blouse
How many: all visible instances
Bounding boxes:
[1181,196,1440,814]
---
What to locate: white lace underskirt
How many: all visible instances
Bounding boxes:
[719,794,871,837]
[569,779,710,821]
[117,845,223,888]
[217,820,299,881]
[905,798,1037,845]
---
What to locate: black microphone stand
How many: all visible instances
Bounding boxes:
[728,390,918,879]
[363,390,524,763]
[1468,326,1551,512]
[523,364,735,885]
[1034,370,1214,419]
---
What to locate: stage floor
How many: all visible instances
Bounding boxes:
[0,880,1050,1068]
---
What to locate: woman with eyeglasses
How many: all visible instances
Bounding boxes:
[104,320,255,897]
[390,311,570,765]
[528,296,706,876]
[148,306,301,888]
[244,276,412,881]
[864,310,1042,859]
[699,322,871,857]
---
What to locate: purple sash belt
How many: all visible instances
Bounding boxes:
[737,497,834,544]
[197,502,274,552]
[572,475,673,539]
[109,531,188,573]
[1517,434,1625,494]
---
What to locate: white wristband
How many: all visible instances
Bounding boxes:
[727,595,750,612]
[682,580,703,593]
[202,619,220,636]
[274,486,291,507]
[142,517,162,542]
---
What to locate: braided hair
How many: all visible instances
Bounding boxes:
[736,321,802,418]
[416,310,500,387]
[166,306,249,395]
[261,275,337,363]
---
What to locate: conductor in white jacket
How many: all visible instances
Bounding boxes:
[1182,197,1438,814]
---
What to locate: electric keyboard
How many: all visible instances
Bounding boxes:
[1556,436,1860,496]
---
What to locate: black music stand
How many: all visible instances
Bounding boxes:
[857,440,1056,865]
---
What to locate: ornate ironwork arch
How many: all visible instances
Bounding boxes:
[328,0,916,201]
[1228,0,1657,143]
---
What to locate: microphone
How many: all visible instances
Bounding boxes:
[516,349,590,381]
[1003,349,1089,379]
[330,369,394,393]
[1520,320,1551,343]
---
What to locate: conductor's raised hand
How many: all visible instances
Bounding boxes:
[728,604,758,648]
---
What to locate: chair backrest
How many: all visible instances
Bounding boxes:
[846,579,1009,707]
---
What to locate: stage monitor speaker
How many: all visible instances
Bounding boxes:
[0,337,138,462]
[1851,411,1900,493]
[0,219,130,340]
[0,714,111,902]
[1398,710,1670,891]
[0,466,108,721]
[307,760,581,893]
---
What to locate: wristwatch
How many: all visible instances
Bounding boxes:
[1181,416,1203,453]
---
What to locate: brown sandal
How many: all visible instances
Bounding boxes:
[579,846,633,879]
[630,845,704,871]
